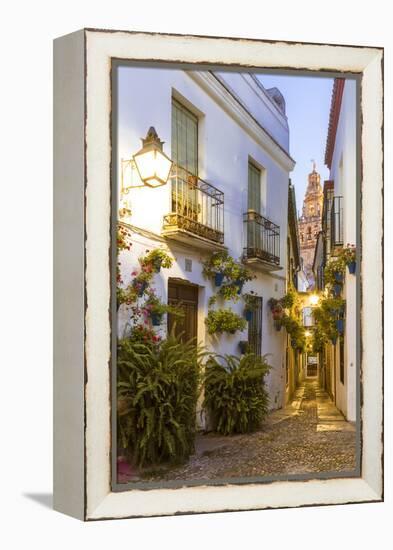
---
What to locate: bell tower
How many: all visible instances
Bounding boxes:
[298,162,323,289]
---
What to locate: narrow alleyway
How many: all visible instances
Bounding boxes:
[142,379,357,482]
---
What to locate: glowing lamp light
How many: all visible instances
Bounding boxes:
[309,294,320,306]
[133,127,173,188]
[305,330,312,338]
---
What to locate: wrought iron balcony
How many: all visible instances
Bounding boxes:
[243,210,280,269]
[162,165,224,247]
[330,195,344,249]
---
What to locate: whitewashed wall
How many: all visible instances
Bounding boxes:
[117,65,294,411]
[329,79,357,421]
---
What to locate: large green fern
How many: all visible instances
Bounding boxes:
[203,353,271,435]
[117,331,206,466]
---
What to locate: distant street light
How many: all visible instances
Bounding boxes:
[309,294,320,306]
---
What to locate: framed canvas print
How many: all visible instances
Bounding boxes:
[53,29,383,520]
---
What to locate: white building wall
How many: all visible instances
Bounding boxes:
[329,79,357,421]
[117,65,294,412]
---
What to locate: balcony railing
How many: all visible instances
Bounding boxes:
[162,165,224,245]
[331,195,343,249]
[243,210,280,266]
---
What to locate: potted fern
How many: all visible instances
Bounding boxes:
[203,353,271,435]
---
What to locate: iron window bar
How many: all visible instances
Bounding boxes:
[243,210,280,266]
[163,164,224,244]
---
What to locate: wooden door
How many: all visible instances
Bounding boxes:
[167,280,198,343]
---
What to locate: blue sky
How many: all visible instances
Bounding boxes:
[256,73,333,216]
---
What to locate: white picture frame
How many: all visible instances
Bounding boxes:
[53,28,383,521]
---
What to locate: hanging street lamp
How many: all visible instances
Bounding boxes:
[132,127,173,188]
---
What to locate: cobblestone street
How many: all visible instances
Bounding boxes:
[142,379,357,482]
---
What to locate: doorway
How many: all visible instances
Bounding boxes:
[167,279,198,343]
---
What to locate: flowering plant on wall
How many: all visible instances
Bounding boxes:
[202,251,254,292]
[205,309,247,335]
[338,243,356,274]
[140,248,174,273]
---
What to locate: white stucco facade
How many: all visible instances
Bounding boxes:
[116,65,295,415]
[328,79,357,421]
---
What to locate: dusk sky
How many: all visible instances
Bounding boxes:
[256,73,333,216]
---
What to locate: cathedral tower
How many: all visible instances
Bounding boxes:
[298,162,323,289]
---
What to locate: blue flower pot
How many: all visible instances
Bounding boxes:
[136,281,148,297]
[348,261,356,274]
[334,271,344,283]
[235,280,244,294]
[331,336,337,346]
[332,283,342,297]
[335,319,344,334]
[244,309,253,322]
[239,341,248,354]
[214,272,224,287]
[291,339,297,348]
[151,313,162,326]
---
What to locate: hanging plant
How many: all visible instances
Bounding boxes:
[202,251,254,293]
[312,295,345,348]
[279,290,296,309]
[140,248,173,273]
[205,309,247,335]
[117,224,132,253]
[143,290,184,326]
[132,270,153,297]
[243,292,259,321]
[338,243,356,274]
[218,282,242,302]
[324,256,346,287]
[202,251,232,281]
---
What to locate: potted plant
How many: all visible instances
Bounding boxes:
[202,251,230,286]
[334,271,344,283]
[205,309,247,335]
[332,283,342,298]
[132,271,152,297]
[268,298,285,330]
[324,256,346,287]
[143,290,184,326]
[274,319,282,332]
[238,340,249,354]
[335,319,345,334]
[140,248,173,273]
[243,291,259,321]
[340,244,356,275]
[231,263,254,294]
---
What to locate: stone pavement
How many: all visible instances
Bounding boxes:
[141,378,357,482]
